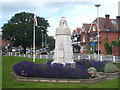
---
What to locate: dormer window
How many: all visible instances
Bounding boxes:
[111,20,116,24]
[93,25,96,31]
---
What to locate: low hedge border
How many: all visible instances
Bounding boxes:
[11,72,120,84]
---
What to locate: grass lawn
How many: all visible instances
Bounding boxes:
[2,56,120,88]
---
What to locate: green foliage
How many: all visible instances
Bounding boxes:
[2,56,120,88]
[88,67,97,74]
[2,12,54,53]
[87,41,96,54]
[47,36,55,51]
[111,40,120,47]
[88,50,93,54]
[88,67,98,78]
[104,63,117,73]
[104,41,112,55]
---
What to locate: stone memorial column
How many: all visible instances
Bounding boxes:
[52,17,75,65]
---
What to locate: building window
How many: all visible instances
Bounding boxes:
[111,20,117,24]
[83,36,85,42]
[93,25,96,31]
[90,36,94,41]
[118,37,120,40]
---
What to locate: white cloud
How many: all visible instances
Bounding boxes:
[45,0,119,37]
[118,1,120,16]
[47,17,60,37]
[0,0,119,37]
[0,0,96,2]
[97,0,119,17]
[48,8,60,14]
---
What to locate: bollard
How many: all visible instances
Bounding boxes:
[46,55,48,59]
[113,56,115,62]
[78,55,80,60]
[28,55,30,58]
[11,53,13,56]
[100,56,102,61]
[88,55,90,60]
[24,54,25,57]
[40,55,41,59]
[53,55,54,59]
[9,52,11,56]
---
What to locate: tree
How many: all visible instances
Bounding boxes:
[47,36,55,51]
[111,40,120,47]
[104,41,112,55]
[2,12,50,54]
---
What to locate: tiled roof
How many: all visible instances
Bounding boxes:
[93,17,118,31]
[83,23,91,32]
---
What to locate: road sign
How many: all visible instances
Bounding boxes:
[91,42,96,46]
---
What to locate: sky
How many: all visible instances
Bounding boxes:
[0,0,120,38]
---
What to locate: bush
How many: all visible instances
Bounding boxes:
[111,40,119,47]
[13,59,117,79]
[104,63,117,73]
[76,59,93,69]
[13,60,90,79]
[75,59,109,72]
[88,67,97,74]
[91,60,110,72]
[13,61,34,76]
[104,41,112,55]
[88,67,98,78]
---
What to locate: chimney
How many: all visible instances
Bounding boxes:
[105,14,111,29]
[116,16,120,31]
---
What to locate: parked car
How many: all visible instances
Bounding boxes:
[40,51,48,55]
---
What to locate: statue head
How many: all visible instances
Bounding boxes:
[59,17,67,27]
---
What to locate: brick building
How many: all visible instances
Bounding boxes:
[80,23,91,53]
[0,35,8,50]
[72,28,81,53]
[72,14,120,55]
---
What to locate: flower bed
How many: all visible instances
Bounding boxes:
[13,61,90,79]
[13,59,117,79]
[11,71,119,84]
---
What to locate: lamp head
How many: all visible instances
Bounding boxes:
[95,4,101,7]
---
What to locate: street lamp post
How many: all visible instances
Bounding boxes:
[45,30,48,49]
[41,30,44,48]
[95,4,101,61]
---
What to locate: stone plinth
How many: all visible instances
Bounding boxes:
[52,17,75,65]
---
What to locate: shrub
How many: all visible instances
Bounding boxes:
[76,59,93,69]
[104,41,112,55]
[91,60,110,72]
[75,59,109,72]
[88,67,99,79]
[111,40,119,47]
[88,67,97,74]
[104,63,117,73]
[13,61,34,76]
[13,61,90,79]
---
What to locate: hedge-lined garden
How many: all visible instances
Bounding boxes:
[2,56,120,88]
[13,59,118,79]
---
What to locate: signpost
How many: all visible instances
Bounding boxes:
[91,42,96,54]
[91,42,96,46]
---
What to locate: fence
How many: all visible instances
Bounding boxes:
[8,52,120,63]
[74,54,120,63]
